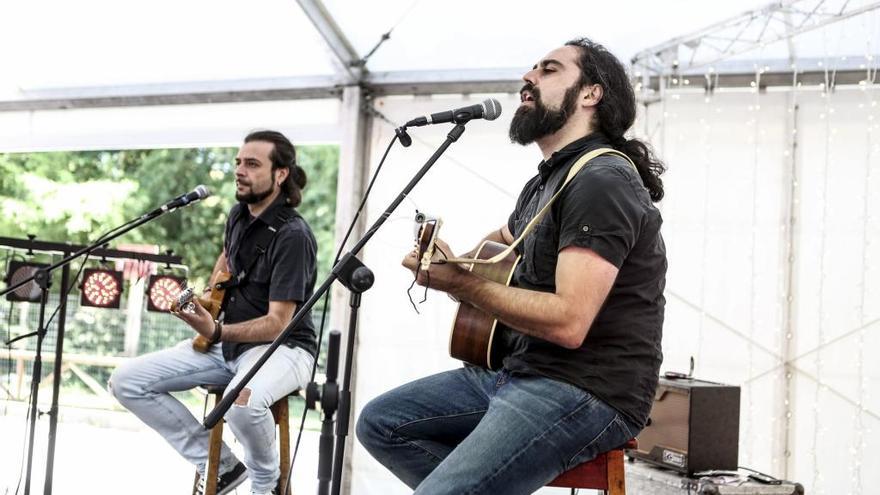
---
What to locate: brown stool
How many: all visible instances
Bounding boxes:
[546,438,637,495]
[193,384,296,495]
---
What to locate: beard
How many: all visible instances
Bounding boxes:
[509,82,581,145]
[236,179,276,204]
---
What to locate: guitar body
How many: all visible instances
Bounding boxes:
[449,241,519,370]
[171,271,232,353]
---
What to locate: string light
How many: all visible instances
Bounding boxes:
[743,64,763,467]
[811,26,838,495]
[851,13,879,494]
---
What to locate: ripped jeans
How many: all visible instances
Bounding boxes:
[109,339,313,493]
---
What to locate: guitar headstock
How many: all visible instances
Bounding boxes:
[415,215,442,271]
[169,286,196,313]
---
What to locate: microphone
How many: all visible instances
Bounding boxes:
[147,185,211,216]
[405,98,502,127]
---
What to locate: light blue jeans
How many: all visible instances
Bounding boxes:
[109,340,313,493]
[356,366,638,495]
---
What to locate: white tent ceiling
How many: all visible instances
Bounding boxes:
[2,0,878,101]
[1,2,879,494]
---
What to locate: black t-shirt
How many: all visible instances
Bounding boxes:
[220,195,318,361]
[502,132,666,428]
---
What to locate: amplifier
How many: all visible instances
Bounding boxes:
[627,376,740,474]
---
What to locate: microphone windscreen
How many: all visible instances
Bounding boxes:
[481,98,502,121]
[195,185,211,199]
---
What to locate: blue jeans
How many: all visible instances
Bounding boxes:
[356,366,638,495]
[109,340,313,493]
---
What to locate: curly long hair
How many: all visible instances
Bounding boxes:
[566,38,665,202]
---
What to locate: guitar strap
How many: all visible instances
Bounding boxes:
[442,147,636,265]
[219,206,299,291]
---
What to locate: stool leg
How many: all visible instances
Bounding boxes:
[273,398,291,495]
[203,391,224,495]
[606,449,626,495]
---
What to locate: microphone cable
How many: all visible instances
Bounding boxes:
[286,128,402,491]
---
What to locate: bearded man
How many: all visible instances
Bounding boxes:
[356,38,668,494]
[110,130,317,495]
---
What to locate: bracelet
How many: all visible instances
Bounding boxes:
[210,320,223,344]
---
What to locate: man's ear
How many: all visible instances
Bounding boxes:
[582,84,603,108]
[274,167,289,186]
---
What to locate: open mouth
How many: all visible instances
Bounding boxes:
[520,90,536,103]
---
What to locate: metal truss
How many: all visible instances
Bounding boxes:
[632,0,880,79]
[4,0,880,112]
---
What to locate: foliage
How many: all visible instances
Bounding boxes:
[0,145,340,288]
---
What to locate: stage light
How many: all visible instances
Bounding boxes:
[4,261,50,302]
[80,268,124,309]
[146,274,187,312]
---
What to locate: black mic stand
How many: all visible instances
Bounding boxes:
[307,328,340,495]
[1,206,188,495]
[203,123,470,493]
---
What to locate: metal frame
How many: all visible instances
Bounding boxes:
[0,1,878,114]
[631,0,880,79]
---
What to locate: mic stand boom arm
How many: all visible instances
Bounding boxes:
[0,206,184,495]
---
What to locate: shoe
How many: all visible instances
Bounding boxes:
[195,461,248,495]
[250,483,279,495]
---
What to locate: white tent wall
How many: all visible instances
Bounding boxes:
[649,86,880,492]
[350,87,879,494]
[0,99,341,152]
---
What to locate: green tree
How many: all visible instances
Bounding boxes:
[0,145,339,287]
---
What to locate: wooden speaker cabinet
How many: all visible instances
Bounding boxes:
[627,376,740,474]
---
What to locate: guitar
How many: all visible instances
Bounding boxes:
[170,271,233,353]
[416,221,520,369]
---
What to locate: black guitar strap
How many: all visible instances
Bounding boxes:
[219,206,299,291]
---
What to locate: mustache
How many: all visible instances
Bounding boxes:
[520,83,542,103]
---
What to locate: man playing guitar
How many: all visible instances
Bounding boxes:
[357,38,668,494]
[110,130,318,495]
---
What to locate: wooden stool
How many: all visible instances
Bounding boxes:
[547,439,637,495]
[193,384,296,495]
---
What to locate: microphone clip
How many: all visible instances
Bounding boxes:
[394,126,413,147]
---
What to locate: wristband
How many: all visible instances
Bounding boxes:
[210,320,223,344]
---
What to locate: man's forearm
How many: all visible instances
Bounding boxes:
[450,272,588,349]
[221,315,285,343]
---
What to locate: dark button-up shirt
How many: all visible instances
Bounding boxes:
[221,194,318,361]
[502,132,667,428]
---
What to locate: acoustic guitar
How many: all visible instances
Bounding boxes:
[170,271,232,353]
[416,221,520,369]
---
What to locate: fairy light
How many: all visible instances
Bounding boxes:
[743,64,764,467]
[777,59,801,479]
[811,28,838,495]
[695,77,714,373]
[851,14,878,494]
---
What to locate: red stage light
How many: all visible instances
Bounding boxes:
[146,274,186,312]
[80,268,124,309]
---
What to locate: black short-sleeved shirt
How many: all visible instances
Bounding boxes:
[220,194,318,361]
[502,132,667,428]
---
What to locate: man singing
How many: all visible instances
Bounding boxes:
[357,38,667,494]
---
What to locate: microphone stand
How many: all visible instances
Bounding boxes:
[306,330,341,495]
[1,205,189,495]
[203,123,469,494]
